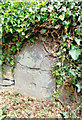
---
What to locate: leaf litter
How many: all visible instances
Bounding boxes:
[0,88,81,119]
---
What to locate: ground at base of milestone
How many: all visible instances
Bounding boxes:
[0,87,81,119]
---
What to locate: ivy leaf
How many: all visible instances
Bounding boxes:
[17,20,21,24]
[59,14,65,20]
[2,106,6,115]
[63,21,70,28]
[41,8,47,12]
[31,39,34,42]
[10,60,14,66]
[69,69,76,76]
[16,42,21,47]
[0,50,2,54]
[6,57,10,62]
[37,113,42,117]
[76,84,82,93]
[37,15,40,21]
[42,29,47,34]
[55,25,60,29]
[61,6,66,12]
[12,38,16,42]
[9,28,13,33]
[16,29,22,33]
[56,62,61,67]
[74,37,81,46]
[0,115,6,120]
[69,49,81,60]
[22,32,25,36]
[0,60,2,65]
[57,85,60,88]
[42,37,45,41]
[57,50,61,55]
[48,4,53,12]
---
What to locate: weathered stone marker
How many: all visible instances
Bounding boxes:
[14,41,56,99]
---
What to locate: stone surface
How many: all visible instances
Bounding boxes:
[0,65,14,89]
[14,41,56,99]
[2,65,14,80]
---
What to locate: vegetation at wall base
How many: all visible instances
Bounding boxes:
[0,0,82,93]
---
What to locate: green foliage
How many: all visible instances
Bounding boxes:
[0,106,7,120]
[37,113,42,118]
[69,47,81,60]
[0,0,81,92]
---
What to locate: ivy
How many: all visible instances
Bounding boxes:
[0,0,82,92]
[69,48,81,60]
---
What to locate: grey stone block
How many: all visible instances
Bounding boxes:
[14,41,56,100]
